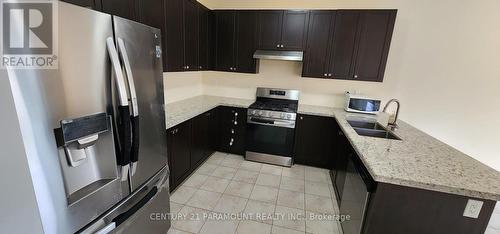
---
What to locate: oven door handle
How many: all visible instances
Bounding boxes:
[248,117,295,128]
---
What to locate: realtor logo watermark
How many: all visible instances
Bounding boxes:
[1,0,58,69]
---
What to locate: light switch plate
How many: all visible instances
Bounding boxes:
[463,199,483,218]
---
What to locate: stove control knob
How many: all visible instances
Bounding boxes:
[258,111,264,116]
[286,114,291,119]
[280,113,286,118]
[252,110,257,115]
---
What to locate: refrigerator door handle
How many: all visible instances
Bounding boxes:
[117,38,140,177]
[116,38,139,117]
[112,186,158,226]
[106,37,131,181]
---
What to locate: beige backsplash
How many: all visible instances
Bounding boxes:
[164,59,397,108]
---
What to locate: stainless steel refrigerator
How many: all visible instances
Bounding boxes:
[2,2,169,233]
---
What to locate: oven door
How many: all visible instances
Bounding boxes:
[245,117,295,157]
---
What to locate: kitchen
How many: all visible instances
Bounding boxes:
[1,0,500,234]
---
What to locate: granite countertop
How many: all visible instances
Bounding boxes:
[165,95,254,129]
[166,96,500,200]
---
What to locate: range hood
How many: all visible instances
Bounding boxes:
[253,50,303,62]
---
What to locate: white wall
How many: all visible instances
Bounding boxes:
[163,72,203,104]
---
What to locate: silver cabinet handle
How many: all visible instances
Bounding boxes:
[354,75,358,78]
[324,73,327,77]
[280,44,284,48]
[300,116,303,120]
[276,44,279,48]
[117,38,139,117]
[186,65,190,69]
[328,73,332,77]
[233,112,238,125]
[106,37,128,107]
[229,138,234,146]
[199,66,202,69]
[231,129,234,134]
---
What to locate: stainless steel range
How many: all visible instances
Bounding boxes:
[245,87,300,167]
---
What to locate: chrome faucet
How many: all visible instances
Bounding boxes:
[383,99,400,130]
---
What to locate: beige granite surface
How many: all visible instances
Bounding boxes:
[165,96,254,129]
[166,96,500,200]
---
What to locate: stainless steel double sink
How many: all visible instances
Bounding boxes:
[347,120,401,140]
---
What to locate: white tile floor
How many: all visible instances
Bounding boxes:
[168,152,342,234]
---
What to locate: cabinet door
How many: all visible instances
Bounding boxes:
[165,0,185,72]
[61,0,100,9]
[329,11,359,80]
[257,11,283,50]
[167,121,191,191]
[281,10,309,50]
[207,11,216,70]
[206,110,217,158]
[302,11,335,78]
[333,130,349,204]
[191,112,210,168]
[215,11,236,72]
[101,0,136,20]
[351,10,396,82]
[235,11,258,73]
[183,0,199,71]
[217,106,246,155]
[293,114,337,168]
[198,5,209,70]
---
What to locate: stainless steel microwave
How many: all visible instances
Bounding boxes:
[344,93,381,114]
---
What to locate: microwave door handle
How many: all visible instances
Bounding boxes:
[117,38,140,177]
[106,37,131,181]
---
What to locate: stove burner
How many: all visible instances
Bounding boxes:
[249,102,298,113]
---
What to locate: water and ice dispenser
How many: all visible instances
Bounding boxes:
[54,113,122,206]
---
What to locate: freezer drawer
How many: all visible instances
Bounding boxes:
[79,166,170,234]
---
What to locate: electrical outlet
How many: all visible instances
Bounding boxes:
[463,199,483,218]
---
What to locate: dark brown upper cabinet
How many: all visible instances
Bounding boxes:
[61,0,101,10]
[100,0,137,20]
[257,10,309,50]
[165,0,185,72]
[183,0,199,71]
[350,10,396,82]
[198,5,211,70]
[214,11,258,73]
[303,10,396,82]
[329,10,358,80]
[164,0,211,72]
[235,11,259,73]
[302,11,336,78]
[214,11,236,72]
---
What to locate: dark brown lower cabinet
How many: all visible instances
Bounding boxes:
[167,106,239,191]
[293,114,338,168]
[362,183,495,234]
[191,110,216,169]
[217,106,247,155]
[167,120,191,191]
[332,129,350,204]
